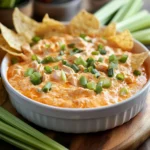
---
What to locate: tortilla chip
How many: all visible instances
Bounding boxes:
[13,8,40,41]
[0,23,27,51]
[102,23,116,37]
[0,35,24,56]
[131,52,149,70]
[108,30,133,51]
[0,78,7,106]
[36,14,66,38]
[69,10,100,35]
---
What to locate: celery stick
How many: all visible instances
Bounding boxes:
[132,29,150,45]
[94,0,128,23]
[0,133,35,150]
[0,121,52,150]
[127,16,150,32]
[117,10,149,31]
[110,0,134,23]
[0,107,68,150]
[122,0,143,20]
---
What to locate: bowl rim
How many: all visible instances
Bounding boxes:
[1,39,150,112]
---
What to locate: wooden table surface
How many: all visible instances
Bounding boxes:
[0,0,150,150]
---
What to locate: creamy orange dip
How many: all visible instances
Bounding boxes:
[7,34,147,108]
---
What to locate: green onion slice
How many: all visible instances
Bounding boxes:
[116,73,125,81]
[30,72,42,85]
[133,70,141,76]
[32,36,41,43]
[79,76,88,88]
[99,78,111,88]
[42,82,52,93]
[87,81,96,90]
[119,87,128,96]
[119,54,128,63]
[95,83,103,94]
[44,66,52,74]
[74,57,87,67]
[61,70,67,82]
[24,68,34,77]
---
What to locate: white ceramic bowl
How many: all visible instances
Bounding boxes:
[1,40,150,133]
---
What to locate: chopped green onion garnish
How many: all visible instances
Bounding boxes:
[80,34,86,39]
[100,49,107,55]
[116,73,125,81]
[31,55,38,61]
[108,68,114,77]
[133,70,141,76]
[119,54,128,63]
[70,48,83,55]
[32,36,41,43]
[68,43,75,48]
[97,44,104,50]
[98,57,103,62]
[109,54,118,63]
[24,68,34,77]
[42,56,61,64]
[44,66,52,74]
[98,45,106,55]
[30,72,42,85]
[53,66,59,70]
[61,70,67,82]
[45,44,50,48]
[95,83,103,94]
[60,44,66,51]
[11,57,19,64]
[108,54,118,69]
[31,55,40,63]
[90,68,100,78]
[87,81,96,90]
[42,82,52,93]
[74,57,87,67]
[99,78,111,88]
[79,76,88,88]
[62,60,71,67]
[41,56,56,64]
[119,87,128,96]
[71,64,79,73]
[92,51,99,55]
[86,57,95,67]
[109,62,118,69]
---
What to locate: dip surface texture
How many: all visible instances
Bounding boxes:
[7,35,147,108]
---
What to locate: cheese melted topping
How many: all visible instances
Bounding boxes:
[7,35,147,108]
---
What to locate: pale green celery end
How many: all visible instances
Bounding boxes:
[117,10,149,31]
[128,16,150,32]
[122,0,142,20]
[94,0,128,22]
[134,35,150,45]
[0,107,68,150]
[118,15,150,32]
[110,0,133,23]
[0,121,52,150]
[132,29,150,45]
[101,14,113,25]
[0,133,36,150]
[132,29,150,37]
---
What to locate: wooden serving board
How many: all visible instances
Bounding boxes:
[0,91,150,150]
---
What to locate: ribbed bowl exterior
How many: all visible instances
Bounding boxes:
[1,40,150,133]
